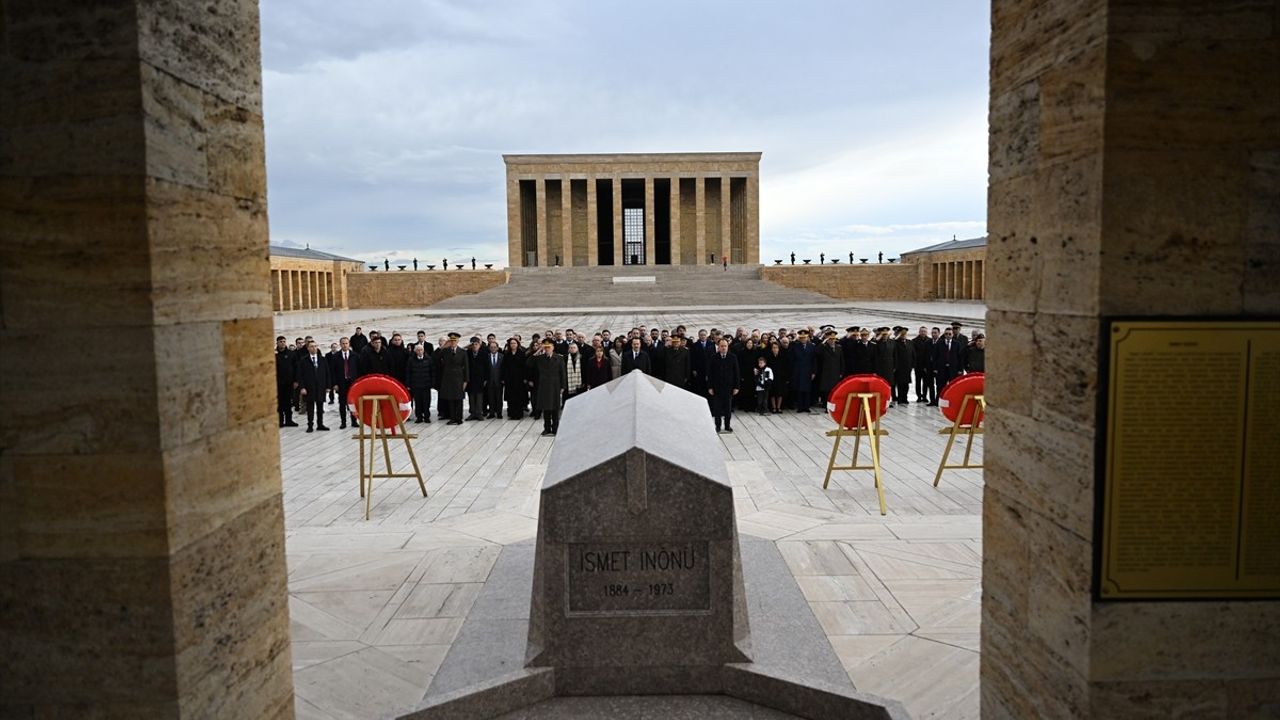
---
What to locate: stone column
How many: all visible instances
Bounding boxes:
[612,176,623,266]
[720,173,732,264]
[287,270,296,309]
[644,176,656,266]
[535,176,548,267]
[695,175,706,265]
[746,172,760,265]
[670,177,682,266]
[272,270,283,311]
[0,2,294,717]
[983,0,1280,717]
[586,174,598,266]
[506,173,522,268]
[561,177,573,267]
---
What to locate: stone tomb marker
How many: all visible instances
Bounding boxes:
[526,369,751,693]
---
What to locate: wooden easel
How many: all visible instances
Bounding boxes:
[822,392,890,516]
[352,394,426,520]
[933,393,985,487]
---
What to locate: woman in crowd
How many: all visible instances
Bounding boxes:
[584,345,612,389]
[765,340,789,413]
[501,337,528,420]
[609,337,625,379]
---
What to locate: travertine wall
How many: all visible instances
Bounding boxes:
[0,1,293,717]
[984,0,1280,717]
[761,264,919,301]
[347,270,508,308]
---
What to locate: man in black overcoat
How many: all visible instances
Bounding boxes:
[349,326,368,353]
[465,336,487,421]
[892,327,915,406]
[817,329,844,404]
[295,339,331,432]
[438,332,469,424]
[707,338,740,433]
[931,326,963,405]
[405,342,434,423]
[527,339,567,436]
[872,327,896,389]
[275,336,298,428]
[483,340,504,418]
[911,326,933,403]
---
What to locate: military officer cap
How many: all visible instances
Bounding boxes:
[470,336,481,343]
[541,338,555,346]
[447,332,461,339]
[823,329,838,338]
[820,324,835,331]
[951,321,963,328]
[797,329,810,336]
[846,326,858,333]
[892,325,905,333]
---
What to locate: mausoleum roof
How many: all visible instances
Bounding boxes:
[269,244,362,263]
[901,236,988,256]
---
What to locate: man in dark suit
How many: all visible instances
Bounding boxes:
[358,335,392,376]
[817,329,844,405]
[689,330,711,395]
[851,328,876,375]
[328,336,359,429]
[405,342,434,423]
[788,329,818,412]
[911,326,933,403]
[931,327,963,405]
[873,327,896,389]
[438,332,469,424]
[621,337,651,375]
[465,336,487,421]
[892,326,915,406]
[707,338,740,433]
[527,339,567,436]
[275,336,298,428]
[483,340,504,418]
[295,339,331,432]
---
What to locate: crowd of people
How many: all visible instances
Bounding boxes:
[275,321,986,436]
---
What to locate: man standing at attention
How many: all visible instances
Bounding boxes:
[707,338,740,433]
[621,336,651,375]
[528,338,567,436]
[788,329,817,412]
[275,336,298,428]
[406,342,434,424]
[328,337,359,429]
[438,332,469,425]
[295,339,331,433]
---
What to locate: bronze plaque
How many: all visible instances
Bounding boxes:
[1100,320,1280,599]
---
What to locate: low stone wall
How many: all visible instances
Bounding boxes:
[346,270,508,308]
[760,264,919,301]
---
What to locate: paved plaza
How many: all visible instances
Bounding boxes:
[278,306,984,720]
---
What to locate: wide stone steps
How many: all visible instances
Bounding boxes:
[428,265,845,309]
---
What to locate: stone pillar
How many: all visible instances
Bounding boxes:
[535,176,548,268]
[286,270,295,309]
[644,176,656,266]
[0,1,294,717]
[983,0,1280,717]
[561,177,573,267]
[695,175,706,265]
[720,173,732,264]
[746,172,760,265]
[507,174,522,268]
[670,177,682,266]
[272,270,282,311]
[612,176,623,267]
[586,174,598,266]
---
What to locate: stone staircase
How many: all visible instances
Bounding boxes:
[428,265,845,310]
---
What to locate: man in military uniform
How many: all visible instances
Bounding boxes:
[892,326,916,406]
[438,332,469,425]
[527,338,567,436]
[873,327,896,395]
[664,335,691,389]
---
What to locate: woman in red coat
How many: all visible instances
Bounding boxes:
[584,345,613,389]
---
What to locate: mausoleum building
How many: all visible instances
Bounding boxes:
[504,153,761,268]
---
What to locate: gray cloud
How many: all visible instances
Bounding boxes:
[261,0,990,265]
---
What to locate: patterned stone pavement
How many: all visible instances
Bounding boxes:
[278,307,983,720]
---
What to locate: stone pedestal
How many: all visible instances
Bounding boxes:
[526,370,751,694]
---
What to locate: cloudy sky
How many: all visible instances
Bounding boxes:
[261,0,989,267]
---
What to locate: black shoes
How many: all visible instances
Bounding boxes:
[317,425,329,431]
[305,426,313,433]
[447,420,462,425]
